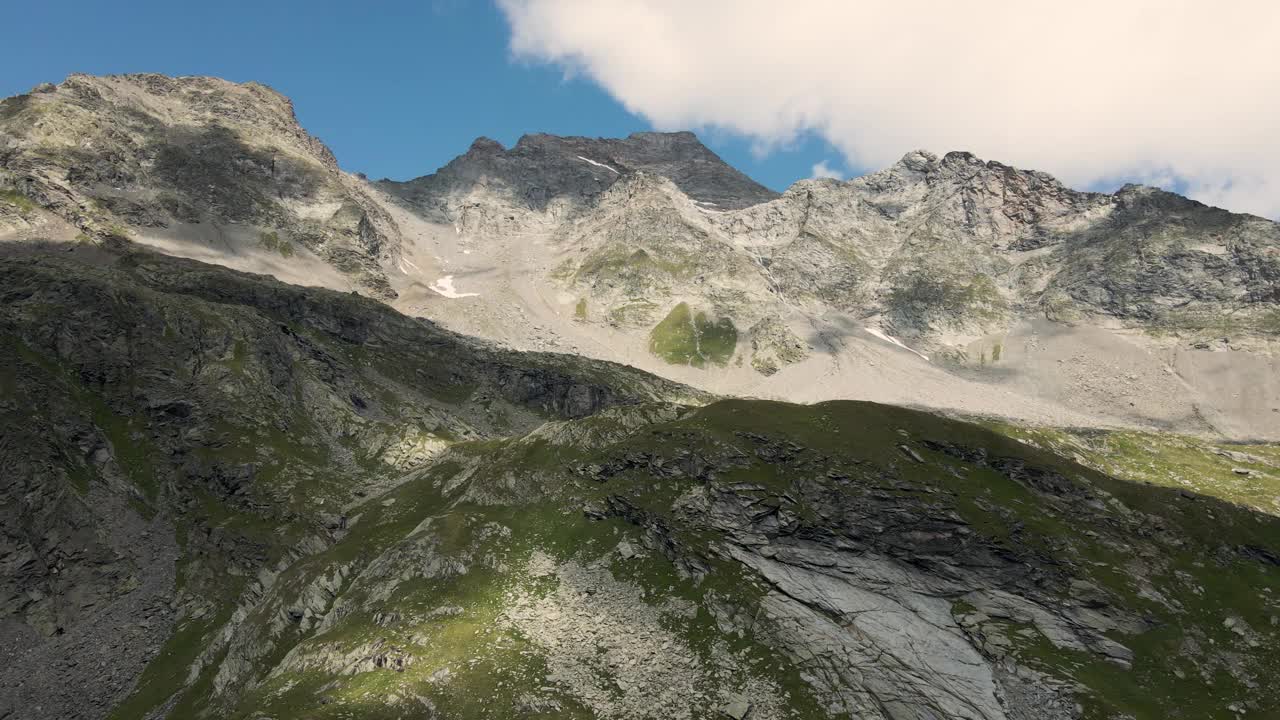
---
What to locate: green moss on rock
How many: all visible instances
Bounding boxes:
[259,230,295,258]
[648,302,737,368]
[0,188,36,213]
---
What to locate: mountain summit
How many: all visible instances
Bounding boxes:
[0,73,403,297]
[380,130,779,214]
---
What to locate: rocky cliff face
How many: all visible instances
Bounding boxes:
[0,74,402,297]
[379,135,1278,346]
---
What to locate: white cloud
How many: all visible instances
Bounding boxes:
[810,160,842,180]
[498,0,1280,218]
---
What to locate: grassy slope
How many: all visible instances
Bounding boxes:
[648,302,738,368]
[187,400,1279,720]
[990,423,1280,517]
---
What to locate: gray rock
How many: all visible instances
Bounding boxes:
[720,695,751,719]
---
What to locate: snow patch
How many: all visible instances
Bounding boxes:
[576,155,619,174]
[397,256,424,275]
[864,327,930,361]
[429,275,480,299]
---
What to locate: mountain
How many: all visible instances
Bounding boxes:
[376,144,1280,442]
[0,73,403,297]
[3,74,1276,440]
[1,243,1278,720]
[1,74,1280,720]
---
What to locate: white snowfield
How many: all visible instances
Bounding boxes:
[576,156,619,174]
[864,327,930,361]
[429,275,480,298]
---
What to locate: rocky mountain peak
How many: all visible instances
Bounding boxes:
[895,149,940,172]
[383,130,779,215]
[467,136,506,154]
[0,72,401,297]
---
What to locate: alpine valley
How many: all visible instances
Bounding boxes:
[1,74,1278,720]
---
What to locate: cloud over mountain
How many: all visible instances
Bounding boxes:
[499,0,1280,217]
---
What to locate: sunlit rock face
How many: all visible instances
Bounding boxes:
[0,73,403,297]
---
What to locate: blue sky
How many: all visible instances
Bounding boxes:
[0,0,843,189]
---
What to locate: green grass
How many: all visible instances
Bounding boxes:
[258,229,295,258]
[574,245,697,285]
[0,188,36,212]
[107,611,233,720]
[888,272,1009,329]
[989,423,1280,516]
[606,299,658,327]
[103,223,132,240]
[99,397,1280,719]
[89,395,161,502]
[574,297,588,322]
[648,302,737,368]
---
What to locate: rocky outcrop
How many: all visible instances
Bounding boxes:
[375,125,1277,407]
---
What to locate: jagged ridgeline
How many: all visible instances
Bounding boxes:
[1,244,1277,720]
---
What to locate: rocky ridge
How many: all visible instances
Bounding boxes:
[2,74,1276,439]
[379,130,779,219]
[378,143,1279,440]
